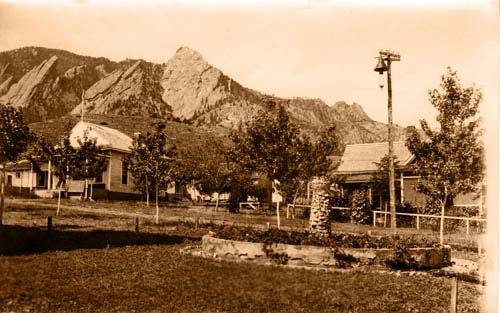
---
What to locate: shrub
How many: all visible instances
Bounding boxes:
[349,190,372,224]
[396,202,418,228]
[212,225,439,249]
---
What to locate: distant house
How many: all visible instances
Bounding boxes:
[5,121,187,200]
[334,141,482,210]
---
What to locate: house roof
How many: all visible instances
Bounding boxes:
[69,121,133,153]
[335,141,413,173]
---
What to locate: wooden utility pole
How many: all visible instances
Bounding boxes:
[374,49,401,235]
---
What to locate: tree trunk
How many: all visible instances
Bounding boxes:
[155,182,159,224]
[56,181,62,216]
[0,163,5,226]
[90,182,93,201]
[146,176,149,207]
[276,200,281,230]
[309,177,330,238]
[84,179,88,200]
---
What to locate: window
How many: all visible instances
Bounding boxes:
[121,160,128,185]
[15,172,21,179]
[95,173,103,183]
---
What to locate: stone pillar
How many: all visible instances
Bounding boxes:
[309,176,330,238]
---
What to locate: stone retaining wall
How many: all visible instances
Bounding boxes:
[202,235,451,269]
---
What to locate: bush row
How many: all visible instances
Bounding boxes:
[211,226,440,249]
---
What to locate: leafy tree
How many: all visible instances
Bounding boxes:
[230,101,304,228]
[230,102,303,198]
[0,105,32,226]
[294,126,341,203]
[193,141,232,210]
[372,154,400,203]
[406,68,484,245]
[70,130,108,201]
[30,135,76,215]
[129,121,176,223]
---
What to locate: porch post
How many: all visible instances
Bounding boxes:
[107,152,112,191]
[29,163,33,191]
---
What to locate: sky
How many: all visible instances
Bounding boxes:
[0,0,498,129]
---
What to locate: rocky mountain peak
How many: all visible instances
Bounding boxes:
[161,46,232,120]
[1,56,59,108]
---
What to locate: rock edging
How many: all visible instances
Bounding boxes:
[200,235,451,270]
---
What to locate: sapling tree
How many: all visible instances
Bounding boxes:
[230,101,304,229]
[0,105,32,226]
[406,68,484,245]
[30,136,76,215]
[70,131,108,201]
[129,121,176,224]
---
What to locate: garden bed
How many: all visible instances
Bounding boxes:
[198,227,451,270]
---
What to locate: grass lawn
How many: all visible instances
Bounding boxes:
[0,244,483,313]
[0,202,485,312]
[5,197,482,249]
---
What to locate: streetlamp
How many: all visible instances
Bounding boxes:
[374,49,400,235]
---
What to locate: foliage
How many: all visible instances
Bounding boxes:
[0,105,32,164]
[29,135,76,188]
[229,101,303,201]
[385,237,451,270]
[349,189,372,224]
[69,130,108,182]
[372,154,400,195]
[262,243,290,265]
[406,68,484,217]
[230,100,339,202]
[212,226,439,249]
[0,105,32,224]
[128,121,176,197]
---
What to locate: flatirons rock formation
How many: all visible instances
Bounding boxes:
[0,46,406,144]
[0,56,90,123]
[73,60,171,118]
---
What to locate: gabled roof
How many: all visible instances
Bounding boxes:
[336,141,413,173]
[69,121,133,153]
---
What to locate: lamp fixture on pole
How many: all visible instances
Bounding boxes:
[373,49,401,235]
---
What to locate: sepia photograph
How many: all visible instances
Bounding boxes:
[0,0,498,312]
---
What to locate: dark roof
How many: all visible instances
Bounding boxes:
[336,141,412,173]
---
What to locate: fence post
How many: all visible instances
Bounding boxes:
[195,216,200,229]
[466,219,470,235]
[373,211,376,227]
[47,216,52,238]
[266,222,270,231]
[450,277,458,313]
[135,216,139,233]
[416,215,420,230]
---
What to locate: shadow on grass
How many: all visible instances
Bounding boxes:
[0,225,199,256]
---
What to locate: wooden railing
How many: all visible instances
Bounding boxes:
[239,202,260,210]
[372,210,486,234]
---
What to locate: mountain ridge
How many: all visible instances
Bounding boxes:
[0,46,406,144]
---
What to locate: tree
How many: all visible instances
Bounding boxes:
[406,68,484,245]
[0,105,32,226]
[30,135,76,216]
[129,121,176,224]
[295,126,340,202]
[70,130,108,201]
[373,154,400,201]
[230,101,304,228]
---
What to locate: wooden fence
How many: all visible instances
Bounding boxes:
[372,210,486,234]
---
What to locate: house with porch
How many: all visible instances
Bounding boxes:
[5,120,187,200]
[334,141,482,210]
